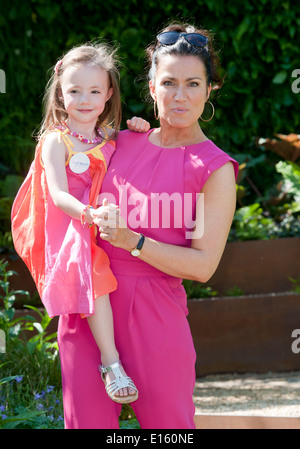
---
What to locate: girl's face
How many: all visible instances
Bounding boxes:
[60,63,113,128]
[149,54,211,130]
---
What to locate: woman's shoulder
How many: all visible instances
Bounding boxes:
[188,139,225,157]
[117,129,150,142]
[187,140,239,180]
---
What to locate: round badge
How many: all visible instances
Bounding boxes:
[69,152,90,174]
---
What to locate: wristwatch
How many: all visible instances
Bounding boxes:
[130,234,145,257]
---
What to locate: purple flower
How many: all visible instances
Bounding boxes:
[15,376,23,383]
[0,405,5,412]
[34,393,42,400]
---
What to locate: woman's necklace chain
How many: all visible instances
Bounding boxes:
[61,121,103,145]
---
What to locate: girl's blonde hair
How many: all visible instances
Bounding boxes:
[37,41,121,142]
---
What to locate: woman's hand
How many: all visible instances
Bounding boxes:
[93,199,139,251]
[126,116,150,133]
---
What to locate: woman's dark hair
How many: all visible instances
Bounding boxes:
[146,23,224,90]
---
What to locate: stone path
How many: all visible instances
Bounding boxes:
[193,371,300,417]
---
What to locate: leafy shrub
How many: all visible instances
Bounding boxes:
[183,279,218,299]
[1,1,300,240]
[230,160,300,241]
[1,0,299,171]
[0,260,140,428]
[0,259,63,428]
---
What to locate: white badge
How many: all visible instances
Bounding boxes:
[69,152,90,174]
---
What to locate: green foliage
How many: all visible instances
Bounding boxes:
[1,0,300,241]
[230,159,300,241]
[230,203,274,241]
[0,260,138,428]
[1,0,300,173]
[183,279,218,299]
[276,161,300,211]
[0,259,30,335]
[119,417,141,429]
[0,373,64,429]
[0,260,63,428]
[225,286,245,297]
[0,175,24,236]
[289,276,300,294]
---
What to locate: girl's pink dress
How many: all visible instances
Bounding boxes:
[11,129,117,318]
[57,129,239,429]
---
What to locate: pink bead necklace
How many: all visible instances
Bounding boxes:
[61,121,103,145]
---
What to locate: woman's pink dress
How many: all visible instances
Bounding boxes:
[57,129,238,429]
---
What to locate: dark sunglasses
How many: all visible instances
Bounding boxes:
[157,31,208,48]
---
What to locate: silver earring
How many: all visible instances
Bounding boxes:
[153,101,159,120]
[200,101,215,122]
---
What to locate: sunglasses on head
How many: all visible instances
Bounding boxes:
[157,31,208,48]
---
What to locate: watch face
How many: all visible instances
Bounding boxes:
[131,249,141,257]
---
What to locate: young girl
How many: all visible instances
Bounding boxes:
[11,42,149,404]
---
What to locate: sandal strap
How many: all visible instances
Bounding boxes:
[106,376,137,397]
[100,361,122,374]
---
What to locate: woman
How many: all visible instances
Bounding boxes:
[58,23,238,429]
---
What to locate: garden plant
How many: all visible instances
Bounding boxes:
[0,260,139,428]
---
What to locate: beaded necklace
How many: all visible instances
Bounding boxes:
[61,121,103,145]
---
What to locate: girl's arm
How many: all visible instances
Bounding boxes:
[41,133,95,224]
[42,117,149,224]
[94,162,236,283]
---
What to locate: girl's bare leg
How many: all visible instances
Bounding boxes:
[87,294,135,398]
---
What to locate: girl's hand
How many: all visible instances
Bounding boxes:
[92,199,119,220]
[93,199,138,251]
[126,117,150,133]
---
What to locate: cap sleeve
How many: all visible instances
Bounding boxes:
[185,140,239,194]
[200,153,239,191]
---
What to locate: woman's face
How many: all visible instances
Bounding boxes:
[150,54,211,129]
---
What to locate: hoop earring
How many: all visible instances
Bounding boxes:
[200,101,215,122]
[153,101,159,120]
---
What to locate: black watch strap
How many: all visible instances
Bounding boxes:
[136,234,145,250]
[131,234,145,257]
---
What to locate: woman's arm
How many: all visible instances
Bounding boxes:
[95,162,237,283]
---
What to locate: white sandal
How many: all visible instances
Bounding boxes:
[99,361,139,404]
